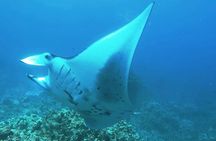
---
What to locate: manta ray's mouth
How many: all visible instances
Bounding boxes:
[20,55,49,89]
[20,56,44,78]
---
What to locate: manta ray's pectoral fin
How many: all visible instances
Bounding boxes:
[27,74,49,89]
[69,3,154,101]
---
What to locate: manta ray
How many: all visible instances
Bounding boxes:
[21,3,154,128]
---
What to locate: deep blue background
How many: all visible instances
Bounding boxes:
[0,0,215,107]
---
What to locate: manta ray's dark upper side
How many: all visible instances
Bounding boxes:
[21,3,154,129]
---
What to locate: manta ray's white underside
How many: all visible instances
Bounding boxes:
[21,3,154,128]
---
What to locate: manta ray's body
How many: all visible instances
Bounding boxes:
[21,3,154,128]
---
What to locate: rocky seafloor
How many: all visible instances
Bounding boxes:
[0,109,141,141]
[0,86,216,141]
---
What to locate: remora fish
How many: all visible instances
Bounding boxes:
[21,3,154,128]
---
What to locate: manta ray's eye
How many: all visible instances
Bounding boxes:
[45,54,54,60]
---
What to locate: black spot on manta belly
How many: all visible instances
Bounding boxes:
[104,111,111,116]
[78,90,83,95]
[97,86,101,90]
[77,82,80,86]
[92,104,103,111]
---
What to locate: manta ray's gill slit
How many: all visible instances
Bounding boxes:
[61,68,72,86]
[64,68,72,81]
[75,82,81,90]
[56,64,65,80]
[71,76,75,81]
[64,89,78,106]
[56,66,73,89]
[63,74,76,92]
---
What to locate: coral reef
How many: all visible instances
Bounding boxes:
[0,109,140,141]
[1,87,216,141]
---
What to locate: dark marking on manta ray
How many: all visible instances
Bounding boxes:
[72,77,75,81]
[64,90,78,106]
[77,82,80,86]
[118,96,124,101]
[80,110,92,115]
[102,111,111,116]
[105,111,111,116]
[45,54,54,60]
[97,108,103,111]
[92,104,103,111]
[92,110,98,114]
[64,68,71,80]
[76,82,80,88]
[56,65,65,80]
[78,90,83,95]
[83,95,89,102]
[61,68,72,86]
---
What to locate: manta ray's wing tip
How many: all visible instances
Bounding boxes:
[151,1,155,6]
[140,2,155,18]
[142,2,155,17]
[148,1,155,7]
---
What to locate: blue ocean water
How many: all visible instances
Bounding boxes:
[0,0,216,140]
